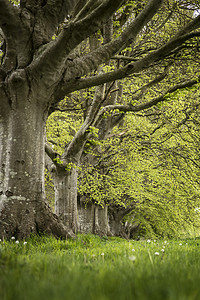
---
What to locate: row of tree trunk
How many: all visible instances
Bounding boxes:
[44,19,129,238]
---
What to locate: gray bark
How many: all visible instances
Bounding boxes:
[97,205,110,236]
[0,72,67,239]
[0,0,127,239]
[45,141,80,233]
[78,202,94,233]
[41,1,200,238]
[78,201,110,236]
[52,167,78,233]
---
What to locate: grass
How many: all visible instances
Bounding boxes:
[1,234,200,300]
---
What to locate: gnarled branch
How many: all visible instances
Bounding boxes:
[27,0,125,93]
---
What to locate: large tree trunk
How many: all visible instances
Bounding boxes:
[52,166,78,233]
[0,73,67,239]
[77,201,94,233]
[93,205,110,236]
[77,200,111,236]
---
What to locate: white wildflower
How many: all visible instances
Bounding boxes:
[11,236,15,240]
[154,252,159,255]
[132,248,135,252]
[128,255,136,262]
[161,249,165,252]
[24,242,27,245]
[101,253,104,256]
[147,239,151,243]
[15,240,19,244]
[179,243,182,246]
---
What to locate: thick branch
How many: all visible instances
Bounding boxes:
[27,0,125,91]
[58,28,200,96]
[38,0,81,38]
[0,0,31,70]
[111,55,138,62]
[70,0,88,18]
[63,0,164,81]
[45,142,58,162]
[61,87,105,161]
[60,82,116,161]
[0,1,20,34]
[18,0,78,51]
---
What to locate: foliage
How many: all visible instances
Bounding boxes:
[46,109,83,155]
[1,235,200,300]
[78,84,200,238]
[45,80,200,238]
[43,0,200,238]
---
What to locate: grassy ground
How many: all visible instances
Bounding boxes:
[1,234,200,300]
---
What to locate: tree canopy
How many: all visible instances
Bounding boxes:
[1,0,200,239]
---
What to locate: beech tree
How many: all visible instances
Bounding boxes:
[1,0,200,239]
[46,0,200,235]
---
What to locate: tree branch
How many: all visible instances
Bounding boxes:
[58,27,200,96]
[73,0,104,21]
[38,0,82,39]
[38,2,200,168]
[97,77,200,115]
[45,142,58,162]
[18,0,78,52]
[0,0,32,70]
[27,0,125,93]
[62,0,164,82]
[70,0,88,18]
[111,55,138,62]
[131,65,171,96]
[61,84,107,161]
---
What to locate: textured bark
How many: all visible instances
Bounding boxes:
[45,142,79,233]
[77,201,134,238]
[78,202,94,233]
[0,73,67,239]
[78,201,110,236]
[96,205,110,236]
[0,0,128,239]
[52,167,78,233]
[55,0,165,98]
[108,207,128,238]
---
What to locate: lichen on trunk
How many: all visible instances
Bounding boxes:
[0,74,67,239]
[52,165,78,233]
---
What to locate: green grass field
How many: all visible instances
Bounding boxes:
[1,234,200,300]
